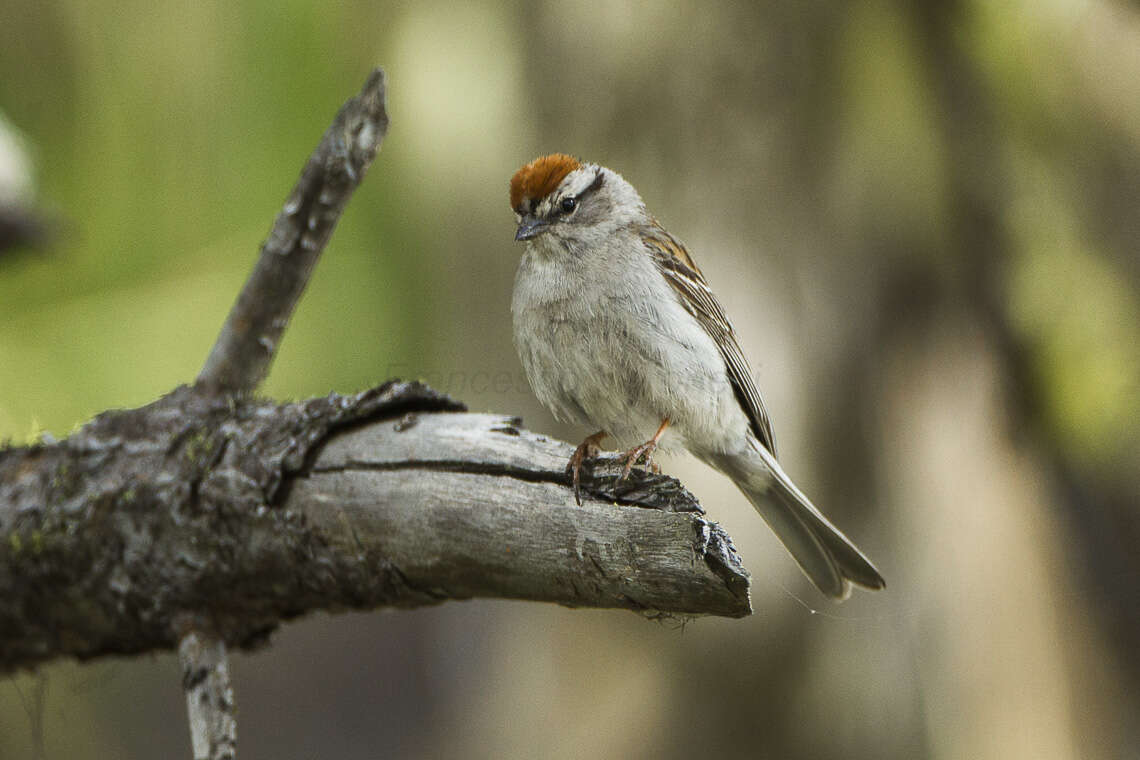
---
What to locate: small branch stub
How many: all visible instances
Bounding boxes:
[180,628,237,760]
[197,68,390,393]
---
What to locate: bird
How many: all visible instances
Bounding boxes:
[508,153,885,600]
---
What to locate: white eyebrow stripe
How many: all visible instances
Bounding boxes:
[558,166,601,197]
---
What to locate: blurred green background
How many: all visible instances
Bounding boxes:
[2,1,1139,758]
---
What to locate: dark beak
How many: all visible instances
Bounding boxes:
[515,216,548,241]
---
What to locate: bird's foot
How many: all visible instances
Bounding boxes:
[565,431,607,505]
[618,439,661,481]
[618,418,670,481]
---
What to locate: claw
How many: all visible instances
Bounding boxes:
[617,418,671,482]
[565,431,607,505]
[619,440,659,481]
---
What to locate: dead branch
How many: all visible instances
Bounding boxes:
[0,383,750,673]
[0,66,753,760]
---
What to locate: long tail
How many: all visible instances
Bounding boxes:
[708,441,885,600]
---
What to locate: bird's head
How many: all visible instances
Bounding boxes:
[509,154,644,251]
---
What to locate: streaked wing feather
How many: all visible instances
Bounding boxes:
[643,225,778,455]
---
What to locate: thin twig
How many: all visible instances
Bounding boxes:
[197,68,390,392]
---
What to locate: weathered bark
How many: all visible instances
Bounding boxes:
[0,381,751,673]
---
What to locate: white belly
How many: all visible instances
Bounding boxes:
[511,244,750,456]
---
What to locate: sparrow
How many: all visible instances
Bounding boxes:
[509,154,884,600]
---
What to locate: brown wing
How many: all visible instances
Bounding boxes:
[643,223,778,456]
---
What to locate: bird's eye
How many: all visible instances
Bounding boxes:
[560,196,577,213]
